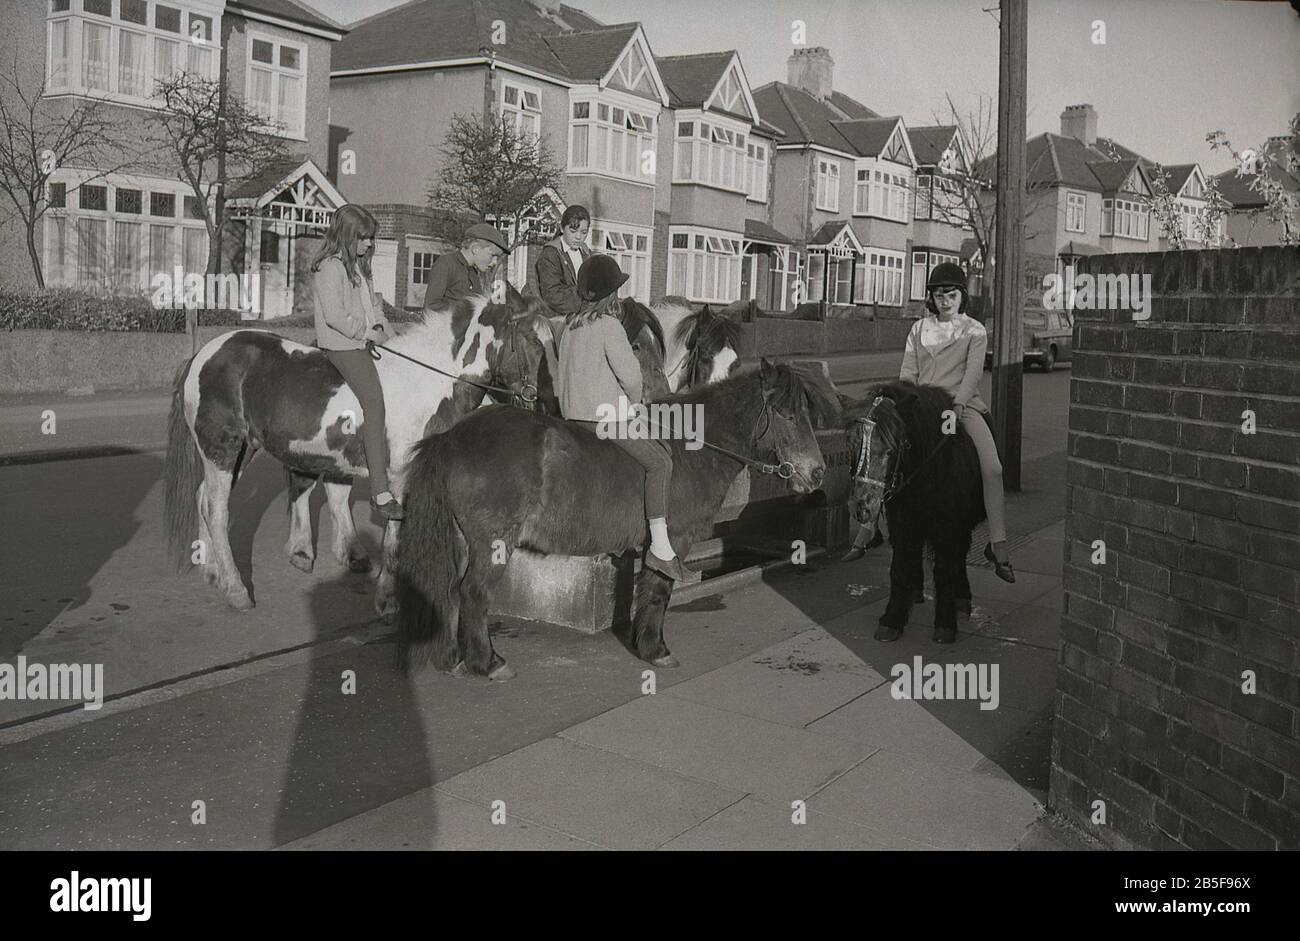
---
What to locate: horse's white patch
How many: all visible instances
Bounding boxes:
[708,345,738,384]
[183,332,236,436]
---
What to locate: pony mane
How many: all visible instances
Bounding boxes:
[852,380,957,461]
[620,297,666,357]
[393,294,491,365]
[675,306,743,388]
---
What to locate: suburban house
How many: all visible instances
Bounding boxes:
[328,0,672,309]
[1007,104,1222,292]
[1211,135,1298,247]
[906,123,976,314]
[753,47,926,318]
[655,49,791,311]
[0,0,349,319]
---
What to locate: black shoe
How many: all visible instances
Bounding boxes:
[371,492,405,521]
[644,550,693,583]
[841,545,866,562]
[984,542,1015,583]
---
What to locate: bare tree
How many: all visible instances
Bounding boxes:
[0,60,134,288]
[1207,113,1299,246]
[428,112,565,254]
[146,71,288,275]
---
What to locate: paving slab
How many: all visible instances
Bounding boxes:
[278,787,602,851]
[973,603,1062,650]
[659,794,935,851]
[809,749,1044,849]
[560,694,875,806]
[435,737,745,850]
[1009,536,1065,577]
[663,628,887,728]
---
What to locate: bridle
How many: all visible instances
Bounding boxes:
[852,394,953,502]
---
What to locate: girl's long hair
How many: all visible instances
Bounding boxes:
[566,292,621,330]
[311,204,378,286]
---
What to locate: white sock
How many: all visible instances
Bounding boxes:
[648,517,676,559]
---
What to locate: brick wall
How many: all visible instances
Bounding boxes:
[1052,246,1300,850]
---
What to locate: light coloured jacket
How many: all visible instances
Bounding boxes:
[557,313,642,421]
[312,255,391,351]
[899,313,989,414]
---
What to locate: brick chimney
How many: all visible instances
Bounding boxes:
[1060,104,1098,147]
[787,47,834,101]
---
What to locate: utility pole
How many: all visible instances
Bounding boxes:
[992,0,1027,491]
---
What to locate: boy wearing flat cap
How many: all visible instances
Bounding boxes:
[423,222,509,308]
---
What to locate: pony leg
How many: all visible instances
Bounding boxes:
[955,529,973,617]
[198,458,253,610]
[323,480,371,573]
[375,519,400,619]
[195,479,217,587]
[931,536,960,644]
[876,528,921,641]
[285,471,317,573]
[632,567,677,667]
[457,543,514,681]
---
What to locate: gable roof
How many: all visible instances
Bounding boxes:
[230,0,346,36]
[656,52,733,108]
[907,125,959,167]
[752,80,879,153]
[226,156,347,209]
[545,23,641,82]
[831,117,908,160]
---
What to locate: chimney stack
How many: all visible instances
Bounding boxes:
[1060,104,1098,147]
[787,47,835,101]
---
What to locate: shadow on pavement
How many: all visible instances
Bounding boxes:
[1,450,163,661]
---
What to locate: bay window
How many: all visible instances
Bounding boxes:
[502,80,541,140]
[569,98,657,183]
[914,173,932,219]
[248,33,305,138]
[674,118,746,191]
[47,1,221,102]
[668,228,741,304]
[854,164,910,221]
[854,249,905,306]
[1102,197,1149,239]
[46,170,209,295]
[592,222,651,302]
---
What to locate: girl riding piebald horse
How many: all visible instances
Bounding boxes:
[557,254,692,583]
[310,204,405,521]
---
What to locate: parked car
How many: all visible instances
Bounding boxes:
[983,309,1074,371]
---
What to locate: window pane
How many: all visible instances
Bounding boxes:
[121,0,147,24]
[252,39,274,64]
[280,46,301,70]
[570,124,588,167]
[82,21,110,91]
[114,220,143,292]
[183,195,204,220]
[77,217,107,288]
[184,228,208,274]
[79,184,107,211]
[154,37,181,85]
[572,101,589,119]
[278,74,302,135]
[150,191,175,217]
[49,182,66,208]
[116,188,143,214]
[155,4,182,32]
[187,43,214,78]
[189,13,214,44]
[118,29,148,96]
[51,0,71,11]
[149,224,176,272]
[84,0,111,15]
[249,67,273,119]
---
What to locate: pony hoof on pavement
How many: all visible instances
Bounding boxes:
[289,551,314,573]
[227,589,255,611]
[488,660,517,682]
[874,623,904,642]
[650,654,680,669]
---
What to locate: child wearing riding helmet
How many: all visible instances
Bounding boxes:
[896,262,1015,582]
[310,203,404,522]
[556,254,692,583]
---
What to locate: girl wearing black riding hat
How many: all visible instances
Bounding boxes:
[556,254,692,583]
[894,262,1015,581]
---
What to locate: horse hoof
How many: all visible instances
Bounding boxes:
[202,567,218,586]
[289,551,314,573]
[933,627,957,645]
[227,592,255,611]
[488,662,517,682]
[874,624,903,642]
[650,654,680,669]
[450,660,469,677]
[348,555,372,574]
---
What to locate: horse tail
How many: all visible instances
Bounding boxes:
[395,438,463,673]
[163,356,202,572]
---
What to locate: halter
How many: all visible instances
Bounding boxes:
[685,375,797,479]
[851,396,908,501]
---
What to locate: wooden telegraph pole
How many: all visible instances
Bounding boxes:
[992,0,1027,491]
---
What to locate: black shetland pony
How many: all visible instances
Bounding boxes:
[396,359,837,680]
[844,381,987,644]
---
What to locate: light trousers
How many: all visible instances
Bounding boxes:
[962,407,1007,544]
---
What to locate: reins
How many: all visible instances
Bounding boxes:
[365,329,538,409]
